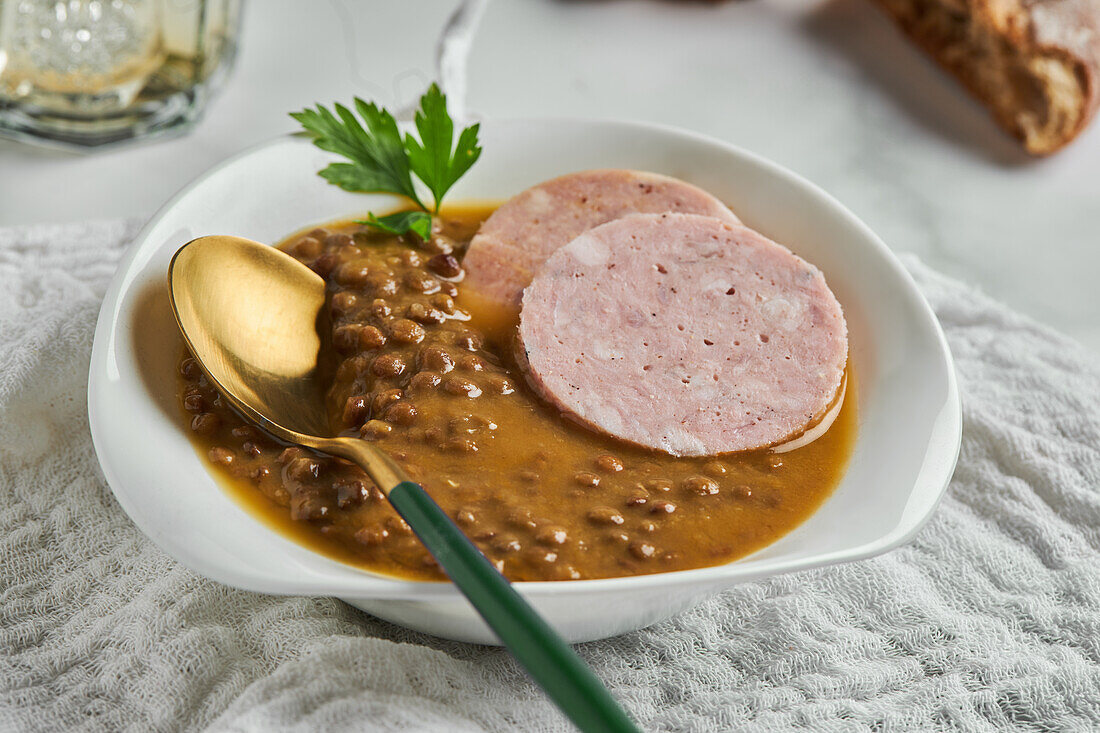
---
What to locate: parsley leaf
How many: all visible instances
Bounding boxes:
[291,83,481,237]
[290,100,424,208]
[405,84,482,213]
[356,211,433,241]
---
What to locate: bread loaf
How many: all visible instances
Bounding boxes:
[870,0,1100,154]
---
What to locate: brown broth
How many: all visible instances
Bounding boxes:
[176,204,857,582]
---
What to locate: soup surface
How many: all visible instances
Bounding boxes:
[176,204,856,582]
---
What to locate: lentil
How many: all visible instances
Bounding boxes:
[360,420,392,440]
[683,476,720,496]
[574,472,601,488]
[427,253,462,278]
[191,412,220,436]
[595,455,624,472]
[587,507,624,526]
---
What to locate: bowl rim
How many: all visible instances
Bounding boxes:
[88,116,961,601]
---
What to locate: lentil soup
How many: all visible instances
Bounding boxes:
[176,205,856,582]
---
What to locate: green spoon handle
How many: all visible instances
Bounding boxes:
[387,480,640,733]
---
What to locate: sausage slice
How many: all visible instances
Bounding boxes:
[518,213,848,456]
[463,169,739,310]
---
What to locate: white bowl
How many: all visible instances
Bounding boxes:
[88,119,961,645]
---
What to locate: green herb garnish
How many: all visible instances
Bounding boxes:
[291,84,481,239]
[363,210,433,241]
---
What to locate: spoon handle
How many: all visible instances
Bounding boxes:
[387,480,641,733]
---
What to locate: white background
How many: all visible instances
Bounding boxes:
[2,0,1097,352]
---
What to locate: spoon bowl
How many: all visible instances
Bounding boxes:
[168,236,408,488]
[169,236,330,438]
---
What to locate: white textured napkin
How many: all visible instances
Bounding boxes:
[1,219,1099,733]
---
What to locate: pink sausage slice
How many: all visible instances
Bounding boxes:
[518,213,848,456]
[463,169,739,310]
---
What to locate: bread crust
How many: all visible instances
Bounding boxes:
[870,0,1100,154]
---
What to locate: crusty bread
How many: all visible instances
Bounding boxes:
[870,0,1100,154]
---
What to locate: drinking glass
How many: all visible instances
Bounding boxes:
[0,0,242,147]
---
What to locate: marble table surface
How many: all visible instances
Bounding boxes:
[2,0,1097,353]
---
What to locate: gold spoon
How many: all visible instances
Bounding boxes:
[168,235,639,733]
